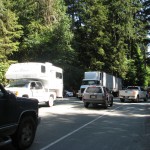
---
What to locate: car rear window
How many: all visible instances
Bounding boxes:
[86,87,102,93]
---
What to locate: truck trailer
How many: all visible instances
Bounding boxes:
[5,62,63,106]
[78,71,122,99]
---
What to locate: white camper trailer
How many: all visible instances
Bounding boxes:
[78,71,122,99]
[5,62,63,107]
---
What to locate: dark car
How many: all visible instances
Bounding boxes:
[0,84,40,149]
[82,85,113,109]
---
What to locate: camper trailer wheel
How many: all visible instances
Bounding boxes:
[48,96,54,107]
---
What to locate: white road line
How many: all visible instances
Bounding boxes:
[40,105,122,150]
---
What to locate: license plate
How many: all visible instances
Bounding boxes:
[90,95,96,98]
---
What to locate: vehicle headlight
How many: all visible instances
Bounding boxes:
[14,91,19,96]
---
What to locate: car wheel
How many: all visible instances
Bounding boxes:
[136,95,139,103]
[79,97,82,100]
[11,116,36,150]
[84,102,89,108]
[109,98,113,107]
[144,96,148,102]
[64,94,68,97]
[48,96,54,107]
[120,98,125,102]
[103,100,108,109]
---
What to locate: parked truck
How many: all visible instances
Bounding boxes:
[119,86,148,102]
[5,62,63,107]
[0,84,40,149]
[78,71,122,99]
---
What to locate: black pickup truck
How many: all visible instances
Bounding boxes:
[0,84,40,149]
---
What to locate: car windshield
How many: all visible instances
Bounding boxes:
[82,80,100,85]
[6,80,29,88]
[86,87,102,93]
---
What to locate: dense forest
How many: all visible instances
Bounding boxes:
[0,0,150,91]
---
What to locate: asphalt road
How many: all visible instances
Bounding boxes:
[2,97,150,150]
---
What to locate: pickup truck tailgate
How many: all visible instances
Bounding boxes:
[119,90,137,97]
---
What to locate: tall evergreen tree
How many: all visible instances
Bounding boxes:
[0,0,22,83]
[65,0,147,85]
[9,0,79,90]
[66,0,108,70]
[11,0,74,66]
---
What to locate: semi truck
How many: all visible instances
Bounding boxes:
[5,62,63,107]
[78,71,122,99]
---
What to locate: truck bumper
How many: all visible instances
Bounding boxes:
[83,99,105,104]
[119,96,136,100]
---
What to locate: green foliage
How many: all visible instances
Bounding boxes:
[0,62,8,84]
[0,0,23,61]
[10,0,74,64]
[65,0,148,86]
[124,45,147,86]
[0,0,149,89]
[72,0,108,70]
[125,59,137,86]
[0,0,22,84]
[145,66,150,86]
[0,61,16,84]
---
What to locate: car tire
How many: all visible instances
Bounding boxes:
[65,94,69,97]
[103,100,108,109]
[11,116,37,150]
[136,95,139,103]
[48,96,54,107]
[79,97,82,100]
[109,98,113,107]
[120,98,125,102]
[84,102,89,108]
[144,96,148,102]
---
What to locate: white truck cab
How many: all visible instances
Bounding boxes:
[5,62,63,107]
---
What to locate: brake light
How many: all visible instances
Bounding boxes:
[132,90,137,96]
[15,91,19,96]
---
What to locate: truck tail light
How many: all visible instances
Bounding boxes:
[132,90,137,96]
[15,91,19,96]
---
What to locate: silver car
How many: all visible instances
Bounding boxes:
[82,85,113,109]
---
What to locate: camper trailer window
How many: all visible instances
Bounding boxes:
[41,65,46,73]
[30,82,36,89]
[56,72,62,79]
[36,82,43,89]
